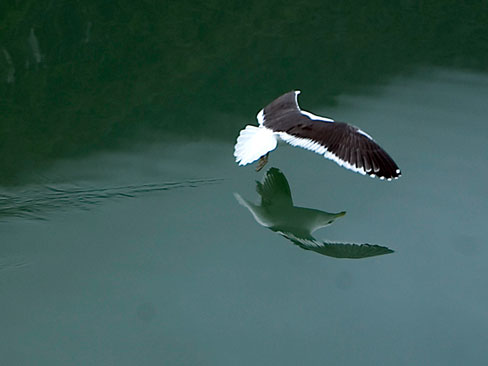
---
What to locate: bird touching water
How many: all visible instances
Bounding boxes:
[234,91,401,180]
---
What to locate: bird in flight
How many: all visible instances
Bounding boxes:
[234,91,401,180]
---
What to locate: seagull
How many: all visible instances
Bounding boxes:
[234,168,346,240]
[234,167,394,259]
[234,91,401,180]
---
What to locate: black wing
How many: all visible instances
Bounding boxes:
[260,90,332,129]
[260,91,401,180]
[284,122,401,179]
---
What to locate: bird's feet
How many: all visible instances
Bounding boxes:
[256,154,269,172]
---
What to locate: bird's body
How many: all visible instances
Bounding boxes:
[234,168,394,259]
[235,195,344,240]
[234,91,401,180]
[234,167,346,240]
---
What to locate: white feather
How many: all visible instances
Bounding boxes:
[299,110,334,122]
[277,132,368,175]
[356,128,373,140]
[234,125,278,166]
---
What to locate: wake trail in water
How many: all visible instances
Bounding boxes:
[0,178,222,222]
[0,255,30,272]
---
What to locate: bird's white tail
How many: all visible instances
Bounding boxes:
[233,125,278,166]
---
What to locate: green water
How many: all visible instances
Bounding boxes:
[1,2,488,365]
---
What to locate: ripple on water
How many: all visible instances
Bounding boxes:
[0,178,222,223]
[0,255,30,272]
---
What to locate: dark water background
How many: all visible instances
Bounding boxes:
[1,2,488,365]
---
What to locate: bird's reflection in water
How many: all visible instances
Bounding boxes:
[235,168,393,259]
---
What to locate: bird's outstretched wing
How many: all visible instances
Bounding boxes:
[256,167,293,207]
[260,91,401,180]
[309,241,394,259]
[280,232,394,259]
[280,122,400,180]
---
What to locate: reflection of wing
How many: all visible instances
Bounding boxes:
[279,232,394,259]
[310,242,394,259]
[256,167,293,207]
[234,192,272,228]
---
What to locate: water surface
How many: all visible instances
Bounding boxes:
[1,2,488,365]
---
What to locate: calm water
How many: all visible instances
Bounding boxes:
[1,2,488,365]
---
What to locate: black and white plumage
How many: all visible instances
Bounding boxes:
[234,91,401,180]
